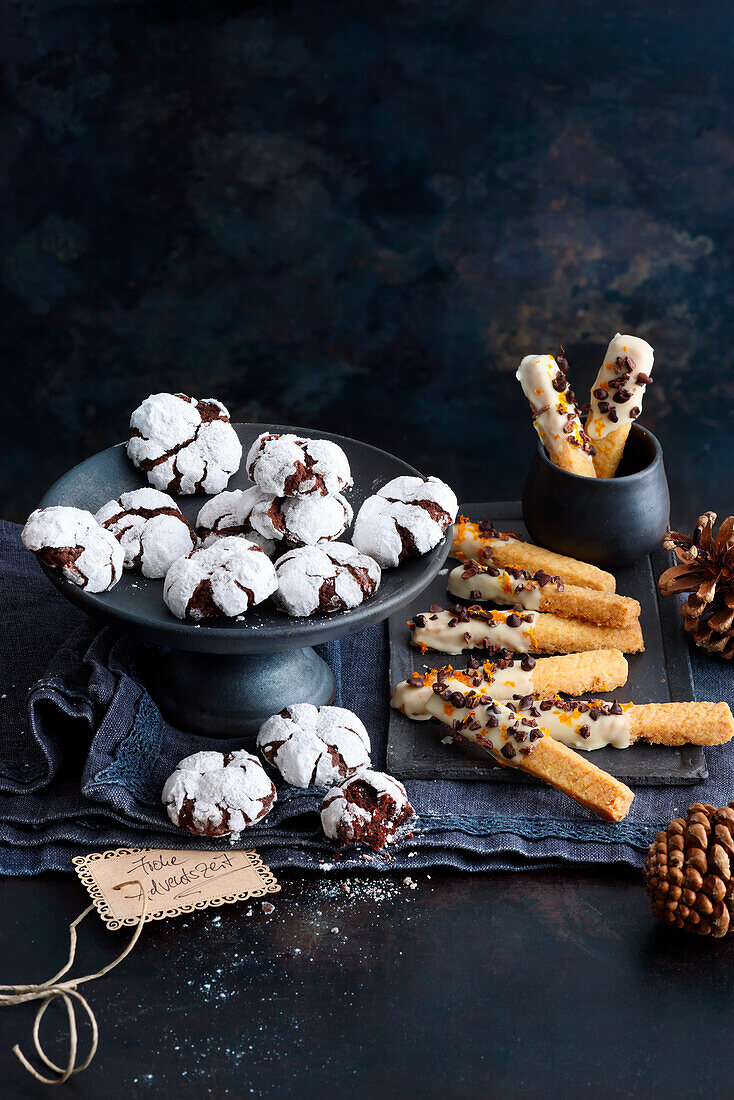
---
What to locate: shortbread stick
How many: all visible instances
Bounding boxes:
[530,650,629,698]
[451,518,616,593]
[410,605,644,656]
[448,561,639,628]
[627,702,734,747]
[531,610,644,655]
[392,649,628,708]
[516,354,597,477]
[585,333,654,478]
[391,682,633,820]
[392,674,734,750]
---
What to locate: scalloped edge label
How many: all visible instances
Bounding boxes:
[73,847,280,929]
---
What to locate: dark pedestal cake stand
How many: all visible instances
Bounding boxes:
[38,423,449,737]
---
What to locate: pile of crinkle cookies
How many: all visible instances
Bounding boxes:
[21,392,458,852]
[21,391,458,620]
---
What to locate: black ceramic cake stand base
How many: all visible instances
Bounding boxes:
[150,646,336,737]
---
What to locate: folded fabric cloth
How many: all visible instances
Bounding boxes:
[2,519,733,875]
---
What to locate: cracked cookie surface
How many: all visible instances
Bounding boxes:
[352,474,457,568]
[274,542,380,617]
[95,487,197,578]
[196,486,276,556]
[321,767,414,850]
[127,392,242,495]
[246,432,352,497]
[22,506,124,592]
[163,535,278,620]
[162,750,276,835]
[250,491,353,547]
[257,703,371,787]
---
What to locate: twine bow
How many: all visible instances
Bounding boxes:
[0,880,148,1084]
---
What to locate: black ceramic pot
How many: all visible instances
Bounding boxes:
[521,424,669,568]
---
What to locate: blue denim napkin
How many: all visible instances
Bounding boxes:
[1,519,732,875]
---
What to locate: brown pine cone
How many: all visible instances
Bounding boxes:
[659,511,734,659]
[644,801,734,936]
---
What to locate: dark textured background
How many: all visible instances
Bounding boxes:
[2,0,733,526]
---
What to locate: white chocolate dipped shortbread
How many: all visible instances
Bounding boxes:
[393,649,628,707]
[451,517,616,594]
[585,333,655,478]
[410,603,644,655]
[392,671,633,751]
[22,506,124,593]
[411,604,536,656]
[163,536,278,620]
[352,475,458,568]
[516,352,596,477]
[246,432,352,498]
[127,392,242,495]
[449,560,640,628]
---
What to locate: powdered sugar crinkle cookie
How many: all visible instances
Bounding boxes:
[249,492,353,546]
[163,536,277,620]
[127,392,242,495]
[320,767,414,850]
[257,703,371,787]
[95,488,197,578]
[196,486,276,556]
[352,475,457,568]
[22,506,124,593]
[246,432,352,497]
[162,750,276,836]
[274,542,380,617]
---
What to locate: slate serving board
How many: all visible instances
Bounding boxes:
[387,501,705,786]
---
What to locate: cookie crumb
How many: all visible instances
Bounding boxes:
[262,901,275,915]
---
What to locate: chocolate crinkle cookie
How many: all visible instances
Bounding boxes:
[246,432,352,497]
[321,767,414,850]
[127,392,242,495]
[274,542,380,617]
[249,491,353,547]
[22,506,124,593]
[196,486,276,557]
[257,703,371,787]
[95,488,197,578]
[352,474,458,568]
[162,750,276,836]
[163,536,278,620]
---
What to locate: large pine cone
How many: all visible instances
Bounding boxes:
[659,511,734,659]
[644,802,734,936]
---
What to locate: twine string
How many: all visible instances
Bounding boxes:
[0,880,148,1085]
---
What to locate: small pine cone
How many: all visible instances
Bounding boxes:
[644,801,734,936]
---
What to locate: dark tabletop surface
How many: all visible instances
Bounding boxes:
[3,1,734,1094]
[0,867,729,1099]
